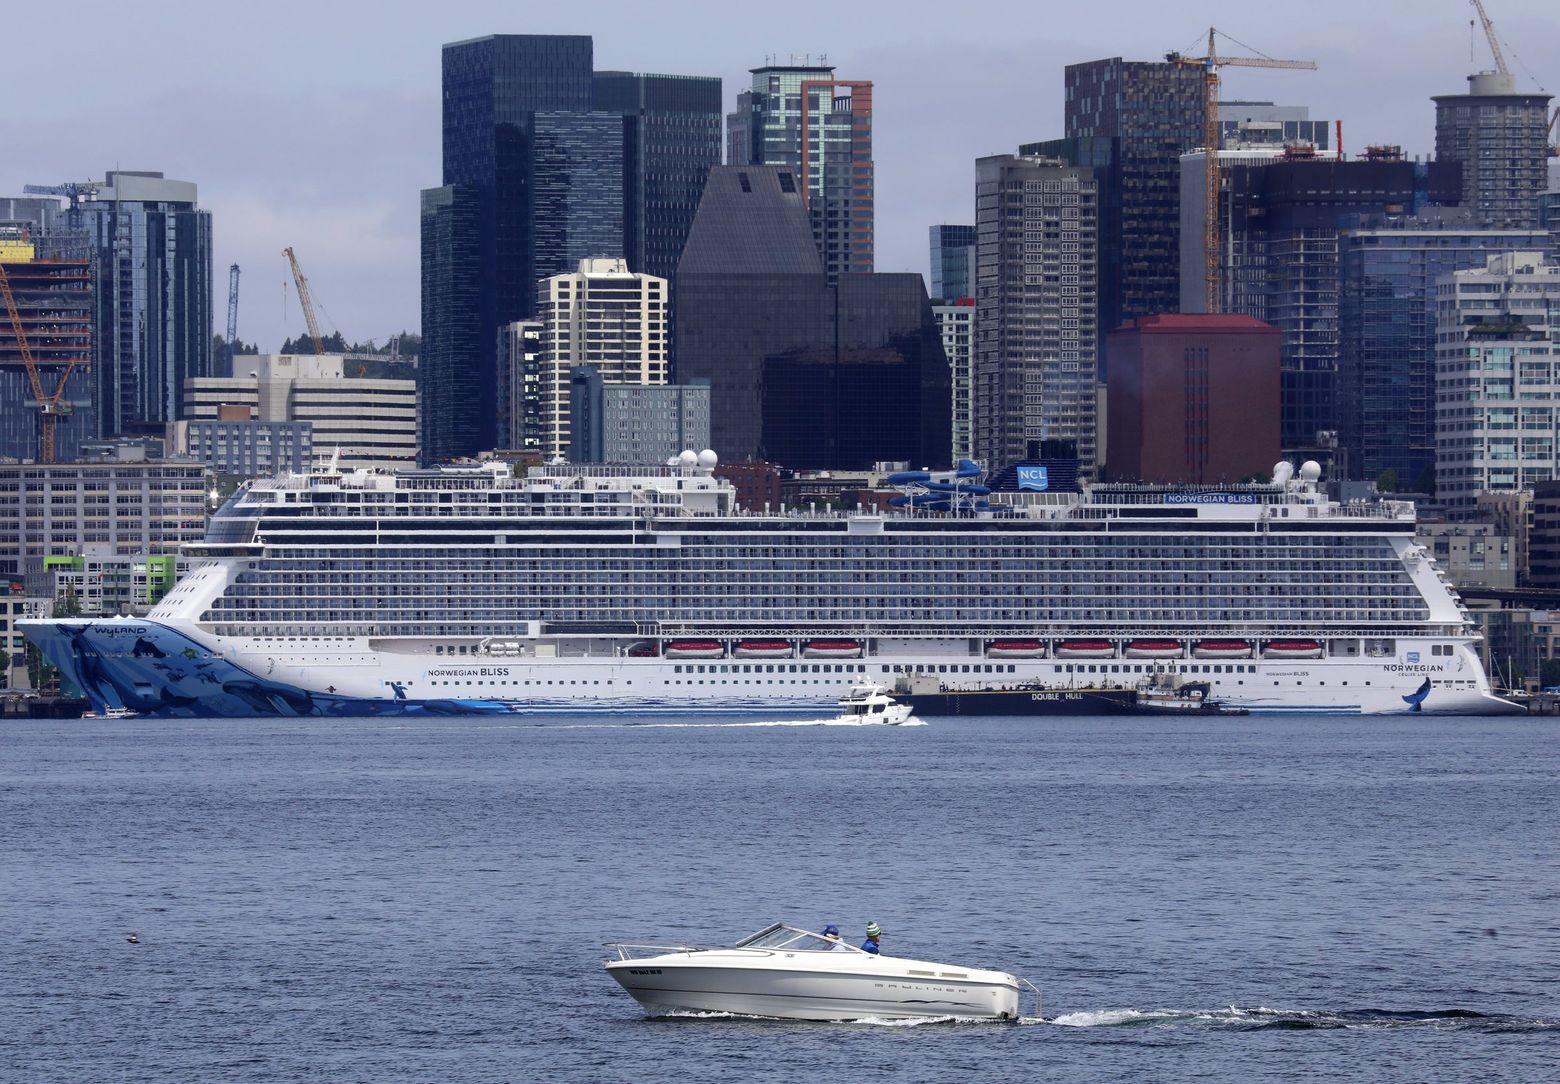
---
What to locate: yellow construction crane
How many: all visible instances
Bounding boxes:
[282,246,325,355]
[1549,105,1559,156]
[1168,29,1317,313]
[0,255,78,464]
[1469,0,1510,75]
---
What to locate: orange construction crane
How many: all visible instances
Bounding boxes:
[1168,28,1316,313]
[0,255,79,464]
[1469,0,1510,75]
[282,246,325,354]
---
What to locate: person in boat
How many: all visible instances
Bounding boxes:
[860,921,882,954]
[820,924,850,951]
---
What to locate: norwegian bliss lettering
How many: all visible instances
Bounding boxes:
[1163,493,1259,505]
[427,667,512,678]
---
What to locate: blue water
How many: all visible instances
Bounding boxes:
[2,713,1557,1082]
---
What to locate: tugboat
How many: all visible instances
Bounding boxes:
[1134,675,1249,716]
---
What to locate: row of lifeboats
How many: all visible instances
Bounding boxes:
[985,638,1325,660]
[631,639,867,660]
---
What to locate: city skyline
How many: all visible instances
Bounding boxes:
[4,0,1557,353]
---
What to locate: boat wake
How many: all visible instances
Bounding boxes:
[1045,1006,1560,1032]
[534,717,928,730]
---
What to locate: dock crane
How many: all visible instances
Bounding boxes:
[0,249,79,464]
[1167,28,1316,313]
[282,246,325,355]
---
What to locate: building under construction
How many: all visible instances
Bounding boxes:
[0,227,94,462]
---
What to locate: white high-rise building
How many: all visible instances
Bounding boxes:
[183,355,418,471]
[933,302,975,461]
[537,259,668,458]
[1436,251,1560,517]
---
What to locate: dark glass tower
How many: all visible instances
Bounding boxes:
[1338,213,1548,486]
[422,36,721,460]
[593,72,724,281]
[1060,59,1205,333]
[928,224,975,300]
[419,186,482,464]
[676,166,948,468]
[74,172,212,437]
[1434,72,1551,230]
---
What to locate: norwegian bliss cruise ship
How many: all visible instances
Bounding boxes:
[20,454,1519,717]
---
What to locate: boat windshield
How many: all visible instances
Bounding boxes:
[734,923,866,953]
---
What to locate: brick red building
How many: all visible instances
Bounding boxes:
[1106,314,1280,484]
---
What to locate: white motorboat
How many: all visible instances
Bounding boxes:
[835,684,913,725]
[604,923,1027,1021]
[82,706,140,720]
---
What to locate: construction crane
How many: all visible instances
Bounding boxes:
[1167,29,1316,313]
[21,181,100,208]
[224,264,241,374]
[0,254,79,464]
[282,246,325,355]
[1549,105,1560,156]
[1469,0,1510,75]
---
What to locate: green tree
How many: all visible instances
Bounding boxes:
[279,330,350,355]
[1376,468,1398,493]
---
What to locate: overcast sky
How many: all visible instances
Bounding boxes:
[5,0,1556,352]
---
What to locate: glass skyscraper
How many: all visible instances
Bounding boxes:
[676,166,947,469]
[75,172,212,437]
[1060,59,1205,334]
[728,63,874,283]
[1338,214,1548,487]
[421,35,720,461]
[928,224,975,300]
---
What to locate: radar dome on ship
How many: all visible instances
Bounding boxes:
[678,450,698,466]
[697,450,718,468]
[1271,461,1295,486]
[1300,460,1322,482]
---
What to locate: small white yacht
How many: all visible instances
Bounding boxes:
[605,923,1026,1021]
[834,684,914,726]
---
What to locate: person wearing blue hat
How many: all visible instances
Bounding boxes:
[860,921,882,954]
[820,923,850,951]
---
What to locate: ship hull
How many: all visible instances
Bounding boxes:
[20,618,1525,718]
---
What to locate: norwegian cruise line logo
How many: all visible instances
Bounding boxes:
[1402,677,1432,712]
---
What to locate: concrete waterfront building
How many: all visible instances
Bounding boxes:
[728,61,873,282]
[1416,521,1516,591]
[183,355,417,471]
[0,443,207,585]
[929,225,976,301]
[73,172,212,436]
[973,154,1100,473]
[1217,101,1332,151]
[44,552,193,618]
[1337,212,1548,488]
[1435,252,1560,517]
[675,166,949,470]
[567,366,710,464]
[1058,58,1205,333]
[1434,72,1552,230]
[165,414,313,477]
[421,35,719,460]
[1104,314,1281,484]
[537,259,667,458]
[933,300,975,462]
[0,226,94,461]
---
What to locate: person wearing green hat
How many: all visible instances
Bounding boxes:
[860,921,883,954]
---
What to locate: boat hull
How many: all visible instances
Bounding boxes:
[18,617,1525,718]
[606,960,1019,1021]
[903,687,1140,716]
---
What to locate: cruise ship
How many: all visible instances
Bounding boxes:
[20,453,1520,717]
